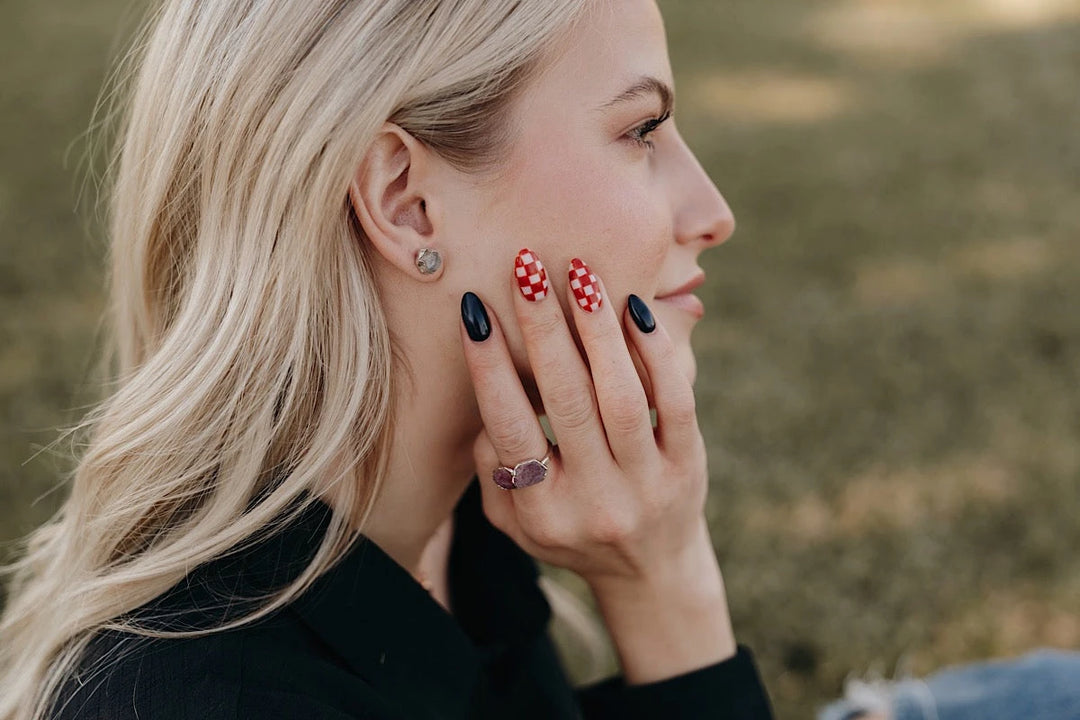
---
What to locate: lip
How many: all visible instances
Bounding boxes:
[655,271,707,319]
[656,271,706,300]
[656,292,705,319]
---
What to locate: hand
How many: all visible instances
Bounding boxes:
[459,248,711,590]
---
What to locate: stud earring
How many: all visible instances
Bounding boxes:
[415,248,442,276]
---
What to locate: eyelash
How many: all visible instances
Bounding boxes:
[627,110,672,149]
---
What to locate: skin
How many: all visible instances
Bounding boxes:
[345,0,737,683]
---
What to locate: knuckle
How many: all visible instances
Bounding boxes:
[532,350,575,384]
[588,322,625,354]
[485,415,537,458]
[524,307,567,338]
[546,384,597,432]
[666,389,699,429]
[466,341,503,377]
[602,389,648,436]
[649,464,690,511]
[662,445,708,502]
[525,511,570,549]
[653,330,679,366]
[588,508,637,547]
[528,522,561,550]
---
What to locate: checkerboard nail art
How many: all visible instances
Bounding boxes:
[569,258,602,312]
[515,248,549,302]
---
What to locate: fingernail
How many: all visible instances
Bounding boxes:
[515,248,549,302]
[461,292,491,342]
[569,258,603,312]
[628,294,656,333]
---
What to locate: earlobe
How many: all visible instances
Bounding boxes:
[349,123,443,280]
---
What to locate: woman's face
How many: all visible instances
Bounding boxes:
[441,0,734,388]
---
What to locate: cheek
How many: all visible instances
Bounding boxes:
[516,153,670,292]
[476,147,673,400]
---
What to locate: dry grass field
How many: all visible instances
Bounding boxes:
[2,1,1078,717]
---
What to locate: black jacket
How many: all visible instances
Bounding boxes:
[54,479,773,719]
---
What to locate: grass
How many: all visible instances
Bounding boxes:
[2,1,1079,717]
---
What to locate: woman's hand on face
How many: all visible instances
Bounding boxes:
[459,248,711,591]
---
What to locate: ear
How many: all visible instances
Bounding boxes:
[349,123,442,280]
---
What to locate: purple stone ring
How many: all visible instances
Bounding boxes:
[492,447,552,490]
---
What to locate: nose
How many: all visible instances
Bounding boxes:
[671,134,735,248]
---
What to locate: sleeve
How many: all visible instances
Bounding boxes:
[574,644,774,720]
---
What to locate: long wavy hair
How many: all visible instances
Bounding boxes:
[0,2,608,718]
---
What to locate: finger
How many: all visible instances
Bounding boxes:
[472,428,520,536]
[460,291,554,491]
[512,248,606,461]
[566,259,654,468]
[627,341,657,411]
[623,294,701,459]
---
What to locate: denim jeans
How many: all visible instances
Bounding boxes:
[818,649,1080,720]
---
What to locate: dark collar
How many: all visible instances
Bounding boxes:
[284,477,551,718]
[140,478,550,718]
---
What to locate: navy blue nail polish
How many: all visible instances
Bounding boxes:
[461,292,491,342]
[628,294,656,334]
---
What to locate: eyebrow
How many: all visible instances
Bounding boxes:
[599,76,675,115]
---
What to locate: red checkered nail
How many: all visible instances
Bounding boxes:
[515,248,549,302]
[568,259,603,312]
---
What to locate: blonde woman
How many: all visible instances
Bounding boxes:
[0,1,774,718]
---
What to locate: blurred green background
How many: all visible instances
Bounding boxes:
[2,0,1078,717]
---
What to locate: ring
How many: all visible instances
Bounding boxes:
[492,446,552,490]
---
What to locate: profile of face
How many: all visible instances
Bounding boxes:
[360,0,734,400]
[450,0,733,385]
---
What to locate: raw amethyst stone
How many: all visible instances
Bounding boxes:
[513,460,548,488]
[493,466,515,490]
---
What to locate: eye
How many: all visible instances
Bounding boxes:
[626,110,672,150]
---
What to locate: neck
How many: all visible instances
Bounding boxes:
[360,365,480,574]
[346,278,484,577]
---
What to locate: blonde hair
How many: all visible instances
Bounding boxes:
[0,2,604,718]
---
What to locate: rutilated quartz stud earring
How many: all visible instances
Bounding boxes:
[415,248,442,276]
